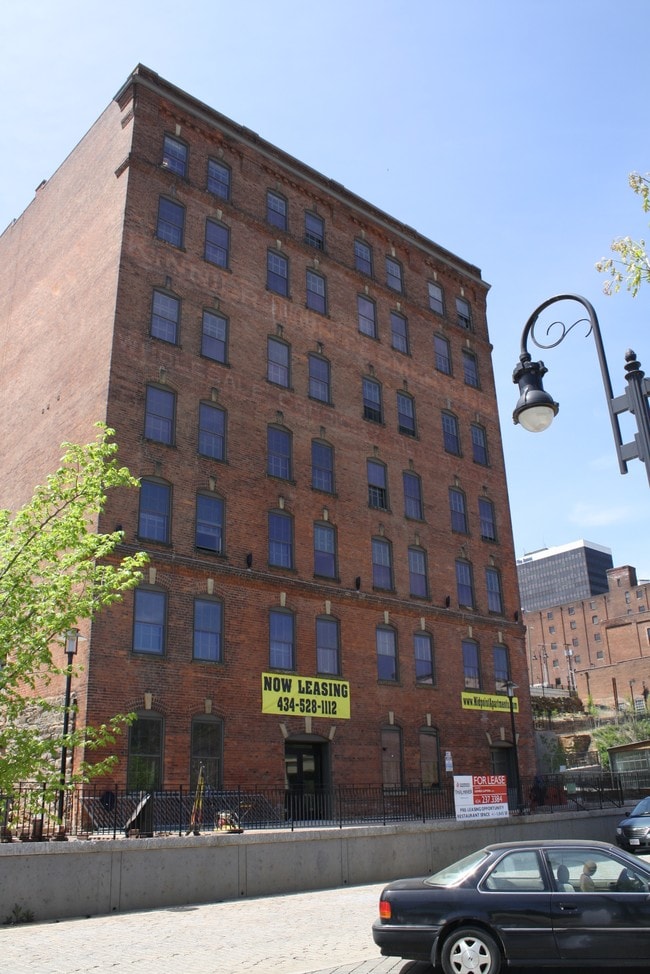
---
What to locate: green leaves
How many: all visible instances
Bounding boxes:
[596,172,650,297]
[0,425,148,798]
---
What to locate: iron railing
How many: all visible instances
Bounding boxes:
[1,770,646,842]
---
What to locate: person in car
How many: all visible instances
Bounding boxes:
[580,860,597,891]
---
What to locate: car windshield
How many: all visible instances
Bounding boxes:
[424,849,489,887]
[631,797,650,817]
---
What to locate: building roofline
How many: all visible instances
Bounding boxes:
[115,64,489,290]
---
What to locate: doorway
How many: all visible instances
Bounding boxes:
[284,739,329,821]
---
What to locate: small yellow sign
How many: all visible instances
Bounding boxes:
[461,691,519,713]
[261,672,351,719]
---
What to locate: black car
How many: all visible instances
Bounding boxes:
[616,796,650,851]
[372,839,650,973]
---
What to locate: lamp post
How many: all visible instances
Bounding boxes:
[56,628,79,835]
[512,294,650,485]
[500,680,522,812]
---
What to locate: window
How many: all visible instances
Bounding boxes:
[156,197,184,247]
[311,440,334,493]
[449,487,468,534]
[138,480,171,543]
[316,617,340,675]
[434,335,451,374]
[381,725,403,788]
[267,337,290,387]
[193,599,223,662]
[267,427,292,479]
[414,632,434,684]
[493,645,509,689]
[357,295,377,337]
[363,377,382,422]
[428,282,444,315]
[456,296,472,329]
[305,212,324,249]
[201,309,228,363]
[594,632,602,642]
[390,311,409,354]
[314,522,336,578]
[191,717,223,790]
[268,511,293,568]
[267,190,288,230]
[195,494,224,553]
[386,256,403,292]
[198,403,226,460]
[462,350,479,387]
[397,391,416,436]
[367,459,388,509]
[267,251,289,296]
[570,620,577,630]
[207,158,230,199]
[420,728,440,787]
[377,627,398,682]
[409,547,428,598]
[462,638,480,689]
[592,615,599,624]
[162,134,188,176]
[567,606,575,615]
[151,290,179,344]
[471,424,488,465]
[486,567,503,614]
[479,497,496,541]
[127,716,162,791]
[133,589,166,655]
[456,560,474,608]
[308,353,331,403]
[306,270,326,313]
[442,412,460,455]
[372,537,393,590]
[354,239,372,275]
[145,385,175,444]
[269,609,294,669]
[403,472,423,520]
[205,219,230,268]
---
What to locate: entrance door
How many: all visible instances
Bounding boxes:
[284,741,329,821]
[491,745,518,810]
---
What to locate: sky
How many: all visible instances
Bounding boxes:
[2,0,649,578]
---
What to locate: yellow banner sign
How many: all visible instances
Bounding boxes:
[461,691,519,713]
[261,672,351,719]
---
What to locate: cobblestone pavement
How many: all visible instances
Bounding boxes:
[0,883,421,974]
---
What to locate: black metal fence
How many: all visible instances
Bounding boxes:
[1,770,647,842]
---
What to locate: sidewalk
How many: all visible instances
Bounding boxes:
[0,883,418,974]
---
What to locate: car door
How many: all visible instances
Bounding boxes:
[549,850,650,962]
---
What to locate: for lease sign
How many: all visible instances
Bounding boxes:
[453,774,509,820]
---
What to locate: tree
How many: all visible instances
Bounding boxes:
[596,172,650,297]
[0,426,148,798]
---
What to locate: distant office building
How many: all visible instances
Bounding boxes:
[517,540,613,613]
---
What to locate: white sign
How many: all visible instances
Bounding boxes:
[453,774,509,820]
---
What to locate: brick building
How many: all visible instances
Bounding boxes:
[524,565,650,711]
[0,65,532,798]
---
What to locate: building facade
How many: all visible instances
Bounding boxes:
[524,565,650,711]
[517,540,614,614]
[0,65,532,798]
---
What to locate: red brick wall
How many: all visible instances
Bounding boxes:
[0,67,533,792]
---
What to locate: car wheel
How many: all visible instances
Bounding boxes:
[440,926,501,974]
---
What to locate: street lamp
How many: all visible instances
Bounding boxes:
[500,680,522,812]
[512,294,650,485]
[55,628,79,835]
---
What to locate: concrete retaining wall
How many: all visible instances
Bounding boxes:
[0,808,627,923]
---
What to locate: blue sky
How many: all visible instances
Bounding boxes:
[2,0,649,578]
